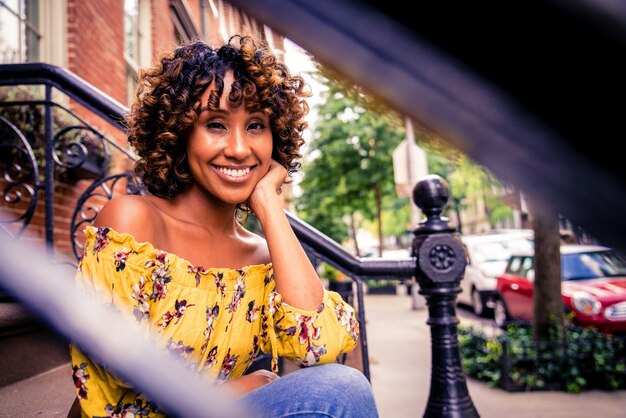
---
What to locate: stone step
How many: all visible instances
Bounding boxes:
[0,302,71,388]
[0,362,75,417]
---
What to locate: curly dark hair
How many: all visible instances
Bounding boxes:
[125,35,310,198]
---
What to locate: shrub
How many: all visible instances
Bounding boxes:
[459,323,626,392]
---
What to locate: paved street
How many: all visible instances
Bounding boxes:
[365,293,626,418]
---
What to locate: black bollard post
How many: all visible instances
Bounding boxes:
[411,174,479,418]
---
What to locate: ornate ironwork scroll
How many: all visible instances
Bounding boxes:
[0,115,41,238]
[70,172,142,260]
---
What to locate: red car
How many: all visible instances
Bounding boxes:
[493,244,626,334]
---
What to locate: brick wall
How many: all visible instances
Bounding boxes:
[67,0,126,104]
[152,0,178,59]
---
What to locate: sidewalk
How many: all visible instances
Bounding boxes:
[365,293,626,418]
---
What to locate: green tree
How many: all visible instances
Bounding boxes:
[297,76,405,256]
[381,196,411,237]
[361,195,412,250]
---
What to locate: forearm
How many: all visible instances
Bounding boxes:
[253,194,325,310]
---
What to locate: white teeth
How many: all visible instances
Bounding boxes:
[217,166,250,178]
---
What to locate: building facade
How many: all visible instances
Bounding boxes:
[1,0,284,104]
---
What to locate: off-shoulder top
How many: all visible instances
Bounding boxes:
[70,226,360,417]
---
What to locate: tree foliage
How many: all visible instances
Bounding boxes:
[297,74,405,254]
[424,144,513,231]
[297,64,513,251]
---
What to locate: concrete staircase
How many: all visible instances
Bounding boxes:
[0,296,75,417]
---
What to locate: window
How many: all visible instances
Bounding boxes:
[0,0,41,63]
[471,242,509,263]
[562,250,626,281]
[170,0,200,44]
[507,257,522,274]
[124,0,139,104]
[521,256,533,279]
[125,0,140,65]
[124,0,151,105]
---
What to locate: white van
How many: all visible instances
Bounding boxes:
[459,230,534,316]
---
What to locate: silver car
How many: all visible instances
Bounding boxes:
[458,230,534,316]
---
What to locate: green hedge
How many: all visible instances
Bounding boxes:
[458,323,626,393]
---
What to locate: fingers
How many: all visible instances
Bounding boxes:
[248,160,289,212]
[250,369,280,385]
[266,160,288,193]
[268,160,288,178]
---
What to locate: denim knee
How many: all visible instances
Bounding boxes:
[295,363,379,417]
[240,363,379,418]
[312,363,373,395]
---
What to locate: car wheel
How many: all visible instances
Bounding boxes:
[494,298,509,328]
[471,288,484,317]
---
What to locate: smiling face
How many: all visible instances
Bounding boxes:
[186,71,273,206]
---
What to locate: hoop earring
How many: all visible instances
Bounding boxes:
[235,203,251,225]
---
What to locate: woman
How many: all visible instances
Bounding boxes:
[69,36,378,417]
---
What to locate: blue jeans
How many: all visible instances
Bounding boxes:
[240,363,379,417]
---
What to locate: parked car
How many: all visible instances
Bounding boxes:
[493,244,626,334]
[458,230,534,316]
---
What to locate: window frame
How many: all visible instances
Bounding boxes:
[0,0,42,63]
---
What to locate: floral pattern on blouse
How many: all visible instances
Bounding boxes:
[97,395,159,418]
[70,226,360,417]
[72,362,90,400]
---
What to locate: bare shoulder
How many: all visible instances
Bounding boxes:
[238,227,271,265]
[93,195,161,243]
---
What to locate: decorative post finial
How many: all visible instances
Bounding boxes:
[411,174,479,418]
[413,174,453,234]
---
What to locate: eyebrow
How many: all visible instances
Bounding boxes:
[198,107,267,118]
[199,106,228,115]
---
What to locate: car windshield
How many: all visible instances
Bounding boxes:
[471,238,533,263]
[562,250,626,281]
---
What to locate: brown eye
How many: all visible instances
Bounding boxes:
[248,122,265,131]
[206,121,226,130]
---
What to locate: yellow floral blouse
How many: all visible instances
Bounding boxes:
[70,226,360,417]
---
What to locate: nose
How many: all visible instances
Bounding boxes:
[223,129,251,160]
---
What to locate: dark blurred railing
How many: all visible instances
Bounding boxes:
[229,0,626,258]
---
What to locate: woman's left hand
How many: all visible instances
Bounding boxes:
[248,160,288,214]
[222,370,280,398]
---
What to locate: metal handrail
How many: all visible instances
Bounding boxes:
[286,211,415,279]
[0,63,128,131]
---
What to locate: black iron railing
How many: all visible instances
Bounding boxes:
[1,63,477,417]
[0,63,132,257]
